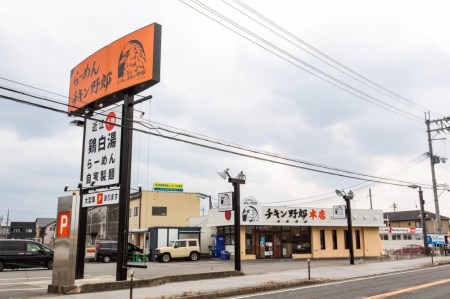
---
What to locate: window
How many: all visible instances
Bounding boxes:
[355,230,361,249]
[217,226,235,245]
[320,230,326,250]
[12,228,21,233]
[27,243,41,252]
[403,234,412,240]
[134,207,139,217]
[332,230,337,249]
[175,241,186,248]
[291,226,311,254]
[4,242,25,251]
[188,240,197,246]
[392,234,401,240]
[152,206,167,216]
[26,228,32,233]
[381,235,389,240]
[415,221,421,228]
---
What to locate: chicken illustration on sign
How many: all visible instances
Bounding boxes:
[68,23,161,114]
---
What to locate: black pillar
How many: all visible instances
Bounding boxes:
[229,178,245,272]
[75,116,88,279]
[116,93,134,281]
[345,196,355,265]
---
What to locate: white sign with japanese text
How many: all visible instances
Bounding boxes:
[332,205,347,219]
[82,107,122,187]
[82,189,120,208]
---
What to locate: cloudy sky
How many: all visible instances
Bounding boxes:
[1,0,449,224]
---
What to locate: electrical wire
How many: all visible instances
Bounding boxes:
[228,0,444,119]
[0,82,430,187]
[0,91,429,189]
[179,0,423,122]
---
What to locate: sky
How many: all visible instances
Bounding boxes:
[1,0,450,224]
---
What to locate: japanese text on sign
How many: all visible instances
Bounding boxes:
[263,207,327,224]
[82,108,122,187]
[82,189,120,208]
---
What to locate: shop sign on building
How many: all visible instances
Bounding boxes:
[153,182,183,192]
[241,197,262,222]
[218,192,233,212]
[82,189,120,208]
[82,107,122,188]
[332,205,346,219]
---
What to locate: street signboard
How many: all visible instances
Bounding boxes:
[82,107,122,188]
[153,182,183,192]
[218,192,233,212]
[68,23,161,114]
[82,189,120,208]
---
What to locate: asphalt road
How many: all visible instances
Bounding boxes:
[0,256,426,298]
[230,264,450,299]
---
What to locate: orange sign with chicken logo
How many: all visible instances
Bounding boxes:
[68,23,161,114]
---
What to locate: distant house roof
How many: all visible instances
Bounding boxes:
[36,218,56,228]
[384,210,449,222]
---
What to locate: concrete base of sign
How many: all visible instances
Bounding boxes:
[47,284,77,295]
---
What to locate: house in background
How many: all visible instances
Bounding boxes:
[9,222,35,240]
[35,218,56,244]
[384,210,449,234]
[42,221,56,247]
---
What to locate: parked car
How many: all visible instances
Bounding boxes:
[393,244,425,255]
[154,239,200,263]
[95,241,143,263]
[0,239,53,271]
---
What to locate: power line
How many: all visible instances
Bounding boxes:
[180,0,422,122]
[229,0,443,118]
[0,91,428,189]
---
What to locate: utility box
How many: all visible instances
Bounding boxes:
[48,195,79,294]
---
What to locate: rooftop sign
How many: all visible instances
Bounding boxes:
[68,23,161,114]
[153,182,183,192]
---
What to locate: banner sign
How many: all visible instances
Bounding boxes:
[82,189,120,208]
[153,182,183,192]
[82,106,122,187]
[69,23,161,114]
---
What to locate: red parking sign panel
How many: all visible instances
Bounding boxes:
[57,211,71,238]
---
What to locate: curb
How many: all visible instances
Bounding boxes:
[67,271,244,295]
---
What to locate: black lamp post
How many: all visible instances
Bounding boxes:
[408,185,429,255]
[218,169,246,272]
[336,189,355,265]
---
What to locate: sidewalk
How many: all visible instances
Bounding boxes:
[41,255,450,299]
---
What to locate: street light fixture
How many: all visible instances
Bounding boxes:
[335,189,355,265]
[218,168,246,272]
[408,185,429,255]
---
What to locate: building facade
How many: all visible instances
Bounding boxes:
[208,199,384,260]
[129,191,201,248]
[384,210,450,235]
[9,222,35,240]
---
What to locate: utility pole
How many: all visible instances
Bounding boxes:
[368,188,373,210]
[392,202,397,212]
[424,112,449,235]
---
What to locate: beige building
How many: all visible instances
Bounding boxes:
[129,191,201,248]
[208,199,384,260]
[384,210,449,234]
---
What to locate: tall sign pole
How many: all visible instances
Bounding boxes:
[116,93,134,281]
[67,23,161,284]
